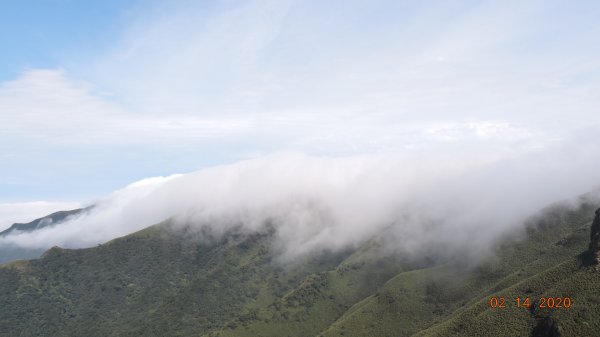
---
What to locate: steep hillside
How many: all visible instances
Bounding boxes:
[412,207,600,337]
[0,202,598,337]
[0,222,359,337]
[320,203,598,337]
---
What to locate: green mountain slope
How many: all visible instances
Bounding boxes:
[0,201,598,337]
[0,223,352,336]
[320,203,598,337]
[212,240,423,337]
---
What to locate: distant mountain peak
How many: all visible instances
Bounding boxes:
[0,207,90,237]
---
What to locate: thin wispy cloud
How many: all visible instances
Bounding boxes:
[0,69,254,145]
[3,1,598,157]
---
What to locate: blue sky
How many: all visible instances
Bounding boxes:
[0,0,142,81]
[1,0,600,225]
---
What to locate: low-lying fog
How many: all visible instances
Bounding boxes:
[2,135,600,262]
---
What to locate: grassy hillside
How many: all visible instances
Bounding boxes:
[0,223,351,337]
[212,240,423,337]
[320,203,598,337]
[0,202,598,337]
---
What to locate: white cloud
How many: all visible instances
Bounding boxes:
[64,2,580,119]
[0,69,254,146]
[2,139,599,261]
[2,1,599,164]
[77,0,600,147]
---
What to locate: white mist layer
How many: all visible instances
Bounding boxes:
[2,140,600,260]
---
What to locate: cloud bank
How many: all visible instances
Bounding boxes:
[2,137,600,261]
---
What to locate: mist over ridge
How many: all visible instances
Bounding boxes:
[2,135,600,262]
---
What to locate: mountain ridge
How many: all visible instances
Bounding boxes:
[0,207,88,237]
[0,201,598,336]
[0,207,91,265]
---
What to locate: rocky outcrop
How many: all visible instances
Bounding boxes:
[587,208,600,267]
[530,317,561,337]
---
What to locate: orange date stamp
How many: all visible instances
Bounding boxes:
[488,296,572,309]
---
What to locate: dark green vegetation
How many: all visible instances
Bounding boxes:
[0,201,599,336]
